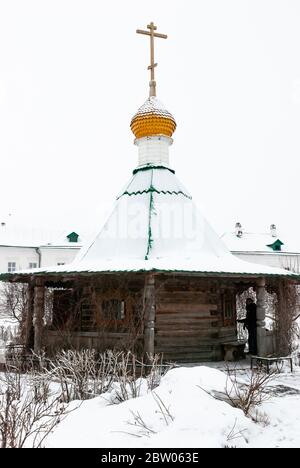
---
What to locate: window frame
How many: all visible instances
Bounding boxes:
[222,290,236,326]
[102,299,126,321]
[7,262,16,273]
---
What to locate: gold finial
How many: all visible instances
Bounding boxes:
[136,22,167,97]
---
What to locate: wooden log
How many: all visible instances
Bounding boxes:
[24,283,34,351]
[157,331,214,337]
[144,273,156,360]
[157,305,218,315]
[156,315,218,323]
[256,277,267,356]
[156,292,211,303]
[33,279,45,353]
[155,336,219,345]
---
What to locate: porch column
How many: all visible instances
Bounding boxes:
[24,283,34,351]
[256,277,267,356]
[33,279,45,354]
[144,273,156,360]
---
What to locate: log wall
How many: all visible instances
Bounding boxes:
[45,331,142,354]
[46,274,237,362]
[155,277,236,362]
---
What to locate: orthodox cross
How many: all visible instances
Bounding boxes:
[136,22,167,97]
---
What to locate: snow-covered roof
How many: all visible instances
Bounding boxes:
[131,97,176,122]
[0,225,83,249]
[117,165,191,199]
[130,97,177,139]
[221,231,300,254]
[6,165,300,280]
[11,255,299,278]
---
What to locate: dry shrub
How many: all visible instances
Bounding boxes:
[111,353,171,404]
[200,365,277,421]
[44,349,115,402]
[126,392,174,439]
[37,350,171,403]
[0,364,71,448]
[223,366,276,417]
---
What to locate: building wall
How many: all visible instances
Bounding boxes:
[0,245,81,273]
[39,247,80,268]
[154,277,236,362]
[0,246,39,273]
[45,275,237,362]
[233,252,300,272]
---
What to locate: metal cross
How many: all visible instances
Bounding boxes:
[136,22,167,96]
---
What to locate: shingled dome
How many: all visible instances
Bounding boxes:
[130,96,176,139]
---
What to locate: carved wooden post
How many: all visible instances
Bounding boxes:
[24,283,34,351]
[33,278,45,353]
[256,277,267,356]
[276,279,290,356]
[144,273,156,360]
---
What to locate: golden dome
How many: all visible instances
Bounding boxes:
[131,97,176,139]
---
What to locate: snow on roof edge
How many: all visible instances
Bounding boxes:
[2,258,300,281]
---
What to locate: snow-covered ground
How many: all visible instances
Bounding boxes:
[45,365,300,449]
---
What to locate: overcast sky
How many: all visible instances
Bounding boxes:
[0,0,300,244]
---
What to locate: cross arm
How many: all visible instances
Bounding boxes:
[136,29,167,39]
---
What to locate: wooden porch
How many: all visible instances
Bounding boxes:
[10,270,295,363]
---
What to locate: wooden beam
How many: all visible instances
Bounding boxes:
[24,283,34,351]
[143,273,156,360]
[136,30,167,39]
[33,278,45,354]
[256,277,267,356]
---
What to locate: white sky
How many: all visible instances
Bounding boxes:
[0,0,300,244]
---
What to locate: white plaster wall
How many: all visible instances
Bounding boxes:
[136,136,171,166]
[233,252,300,272]
[39,247,80,268]
[0,246,39,273]
[0,245,81,272]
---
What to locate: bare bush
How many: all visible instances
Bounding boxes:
[128,410,157,438]
[225,418,248,446]
[0,365,70,448]
[110,351,144,403]
[200,365,276,420]
[0,348,171,446]
[43,349,115,402]
[38,350,171,404]
[0,283,24,347]
[126,392,174,439]
[110,352,172,404]
[0,283,27,325]
[223,366,276,417]
[152,391,174,425]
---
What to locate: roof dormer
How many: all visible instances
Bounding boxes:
[267,239,284,252]
[67,232,79,243]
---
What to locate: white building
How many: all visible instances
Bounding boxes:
[221,223,300,273]
[0,222,82,273]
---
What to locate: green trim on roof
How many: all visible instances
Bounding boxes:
[122,165,190,200]
[118,188,191,200]
[133,164,175,175]
[2,269,300,281]
[145,170,155,260]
